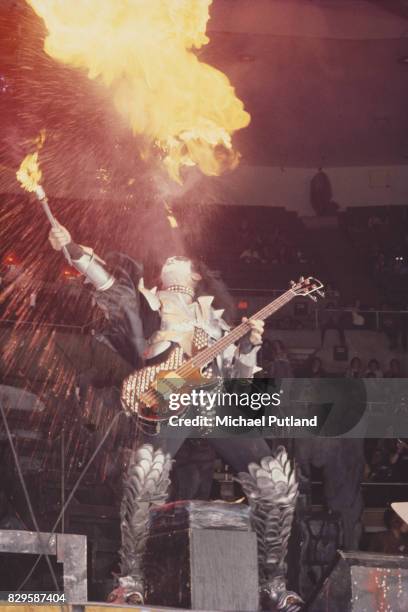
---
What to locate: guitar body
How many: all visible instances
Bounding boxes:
[121,346,214,422]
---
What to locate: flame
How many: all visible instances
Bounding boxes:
[16,151,42,193]
[164,201,178,228]
[26,0,250,183]
[34,129,47,150]
[16,130,47,193]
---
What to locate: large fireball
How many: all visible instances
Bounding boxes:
[26,0,250,183]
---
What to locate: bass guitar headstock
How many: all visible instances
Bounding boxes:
[290,276,324,302]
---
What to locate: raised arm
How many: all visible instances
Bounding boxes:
[49,223,147,368]
[49,223,115,292]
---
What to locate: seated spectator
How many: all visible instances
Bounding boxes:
[365,358,383,378]
[239,235,267,264]
[368,439,408,482]
[387,439,408,482]
[239,247,265,264]
[365,440,393,482]
[301,356,326,378]
[385,358,403,378]
[296,249,308,264]
[268,340,293,379]
[374,252,387,275]
[310,356,326,377]
[369,507,408,555]
[345,357,363,378]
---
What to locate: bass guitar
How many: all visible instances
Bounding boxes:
[121,276,324,422]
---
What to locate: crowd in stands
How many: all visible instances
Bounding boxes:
[258,337,404,380]
[238,221,308,266]
[256,339,408,492]
[365,439,408,484]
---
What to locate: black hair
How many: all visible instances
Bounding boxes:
[192,259,237,325]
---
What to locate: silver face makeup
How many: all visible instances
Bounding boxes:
[160,257,194,289]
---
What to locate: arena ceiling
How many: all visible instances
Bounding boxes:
[370,0,408,20]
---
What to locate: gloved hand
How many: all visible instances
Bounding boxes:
[242,317,265,346]
[49,223,71,251]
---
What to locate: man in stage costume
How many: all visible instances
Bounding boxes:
[49,223,301,611]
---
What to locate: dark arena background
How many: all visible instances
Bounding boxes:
[1,1,408,611]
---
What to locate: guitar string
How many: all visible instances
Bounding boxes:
[190,290,295,369]
[141,289,296,407]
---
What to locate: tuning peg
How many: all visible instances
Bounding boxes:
[316,289,325,298]
[307,294,317,302]
[290,280,296,287]
[300,276,304,283]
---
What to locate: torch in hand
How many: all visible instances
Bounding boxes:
[16,151,71,263]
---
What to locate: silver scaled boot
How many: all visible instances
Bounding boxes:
[108,444,172,605]
[239,446,303,611]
